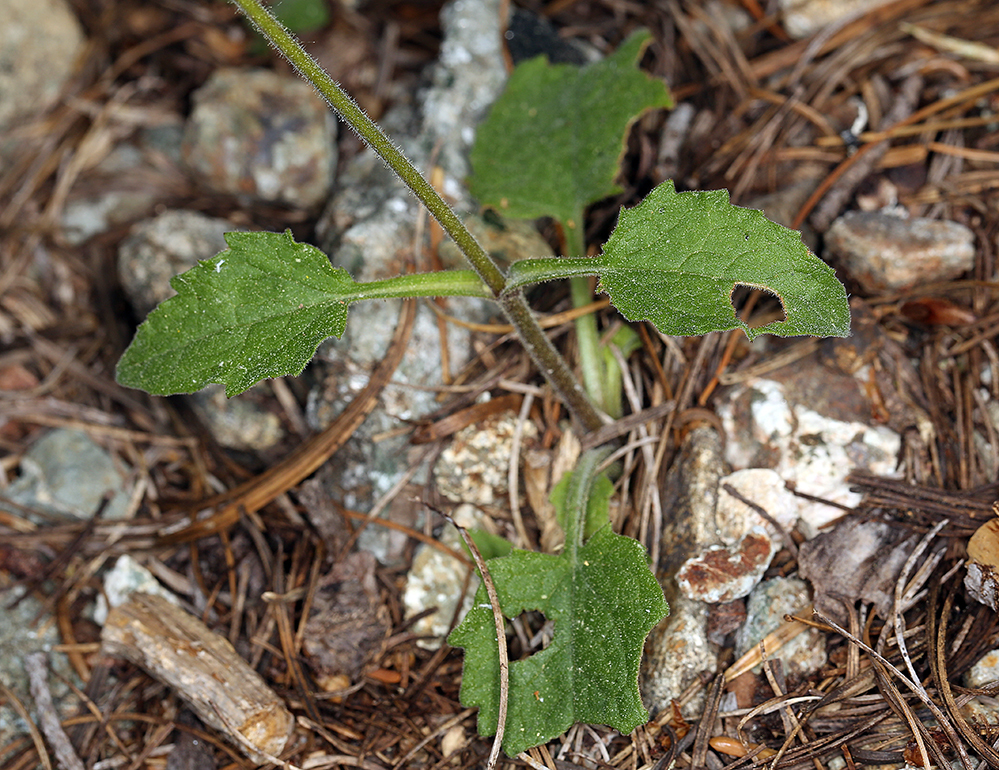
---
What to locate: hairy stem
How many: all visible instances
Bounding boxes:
[230,0,604,432]
[560,447,610,561]
[500,291,604,431]
[229,0,506,296]
[343,271,493,302]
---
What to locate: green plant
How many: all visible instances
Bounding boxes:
[115,0,850,759]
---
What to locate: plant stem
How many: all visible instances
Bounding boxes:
[344,270,493,302]
[561,447,610,561]
[564,212,606,415]
[500,291,604,431]
[230,0,506,297]
[230,0,605,433]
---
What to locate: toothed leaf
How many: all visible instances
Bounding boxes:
[469,29,672,231]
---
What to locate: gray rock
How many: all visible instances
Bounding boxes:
[93,555,179,625]
[825,209,976,293]
[421,0,509,181]
[736,577,826,679]
[0,0,83,158]
[189,384,283,452]
[642,594,714,719]
[117,209,233,319]
[182,68,337,208]
[655,426,728,577]
[1,429,132,522]
[778,0,894,40]
[0,591,78,746]
[308,0,508,516]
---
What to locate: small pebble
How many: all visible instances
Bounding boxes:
[825,209,976,293]
[736,577,826,679]
[676,528,776,604]
[778,0,894,39]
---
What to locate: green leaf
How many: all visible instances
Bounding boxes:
[597,181,850,339]
[469,29,672,234]
[550,472,614,543]
[116,230,493,397]
[466,529,514,562]
[505,181,852,340]
[448,470,668,756]
[117,231,353,396]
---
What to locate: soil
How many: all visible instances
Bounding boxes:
[3,1,999,769]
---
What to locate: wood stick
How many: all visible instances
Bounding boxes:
[100,593,293,764]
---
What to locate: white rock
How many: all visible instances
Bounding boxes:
[779,0,894,40]
[715,468,799,545]
[718,377,900,538]
[93,555,179,625]
[403,504,482,649]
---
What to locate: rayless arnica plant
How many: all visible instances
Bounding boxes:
[116,0,851,762]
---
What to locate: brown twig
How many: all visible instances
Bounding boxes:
[430,505,509,770]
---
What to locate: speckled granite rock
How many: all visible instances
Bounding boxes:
[0,0,83,163]
[307,0,508,519]
[434,410,537,507]
[183,67,337,208]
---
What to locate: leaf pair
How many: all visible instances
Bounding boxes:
[116,179,849,398]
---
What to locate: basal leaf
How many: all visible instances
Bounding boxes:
[116,230,354,397]
[550,471,614,543]
[448,471,668,756]
[469,29,673,232]
[596,181,850,339]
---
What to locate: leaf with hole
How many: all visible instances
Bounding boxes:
[448,467,668,756]
[505,181,851,340]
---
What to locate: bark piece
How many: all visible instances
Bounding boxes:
[798,517,915,621]
[100,593,293,764]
